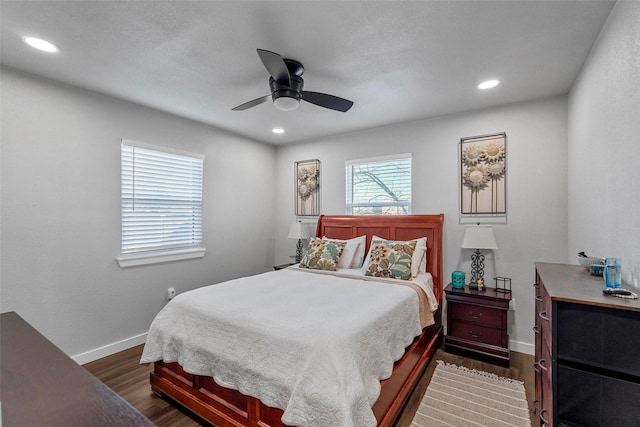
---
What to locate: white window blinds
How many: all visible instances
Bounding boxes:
[121,141,203,255]
[345,154,412,215]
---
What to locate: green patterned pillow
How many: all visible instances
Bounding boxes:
[299,238,346,271]
[365,240,416,280]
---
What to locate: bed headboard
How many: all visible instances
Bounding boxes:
[316,214,445,310]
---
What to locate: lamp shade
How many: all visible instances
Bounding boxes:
[288,222,312,239]
[461,225,498,250]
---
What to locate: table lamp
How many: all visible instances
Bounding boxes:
[288,221,312,263]
[461,224,498,288]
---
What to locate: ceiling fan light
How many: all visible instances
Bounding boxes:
[273,96,300,111]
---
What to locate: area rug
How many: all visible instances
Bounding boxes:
[410,360,531,427]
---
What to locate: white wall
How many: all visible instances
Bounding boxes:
[275,96,569,354]
[0,68,277,362]
[568,0,640,288]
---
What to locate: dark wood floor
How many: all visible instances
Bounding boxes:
[83,344,534,427]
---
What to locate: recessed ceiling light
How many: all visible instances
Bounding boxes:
[478,80,500,90]
[272,128,285,134]
[23,36,59,53]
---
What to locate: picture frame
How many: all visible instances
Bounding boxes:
[295,159,320,216]
[459,133,507,223]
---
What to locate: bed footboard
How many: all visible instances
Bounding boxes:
[151,360,285,427]
[150,323,442,427]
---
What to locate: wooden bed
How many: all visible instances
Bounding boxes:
[149,214,444,427]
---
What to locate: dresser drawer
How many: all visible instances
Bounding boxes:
[557,365,640,427]
[449,302,504,328]
[448,321,504,347]
[556,301,640,377]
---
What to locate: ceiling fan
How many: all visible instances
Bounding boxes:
[232,49,354,113]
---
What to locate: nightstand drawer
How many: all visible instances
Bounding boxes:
[448,321,504,347]
[449,302,503,328]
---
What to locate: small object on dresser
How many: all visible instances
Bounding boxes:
[589,263,605,276]
[494,276,512,294]
[577,251,605,269]
[602,287,638,299]
[469,278,485,291]
[451,271,465,289]
[604,257,622,288]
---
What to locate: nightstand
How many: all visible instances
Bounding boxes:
[444,283,511,367]
[273,263,295,270]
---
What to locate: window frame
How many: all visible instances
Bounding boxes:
[117,139,205,268]
[345,153,412,215]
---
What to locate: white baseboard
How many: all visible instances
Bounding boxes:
[510,339,535,355]
[72,332,147,365]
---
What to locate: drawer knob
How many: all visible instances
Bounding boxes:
[533,359,548,372]
[540,409,549,426]
[538,311,549,322]
[537,358,548,371]
[468,311,483,319]
[468,329,482,338]
[532,325,540,334]
[535,295,543,302]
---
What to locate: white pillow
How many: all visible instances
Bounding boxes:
[362,235,427,277]
[322,235,365,268]
[348,235,367,267]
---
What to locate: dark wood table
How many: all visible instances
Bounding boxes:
[0,311,155,426]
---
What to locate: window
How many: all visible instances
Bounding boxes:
[118,140,205,267]
[345,154,412,215]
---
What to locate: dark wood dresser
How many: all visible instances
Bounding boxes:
[533,262,640,427]
[444,283,512,367]
[0,311,155,427]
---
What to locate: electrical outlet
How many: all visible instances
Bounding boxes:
[167,287,176,300]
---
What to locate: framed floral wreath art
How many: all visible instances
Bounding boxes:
[295,159,320,216]
[459,133,506,223]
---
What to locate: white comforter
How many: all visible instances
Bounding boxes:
[140,267,436,427]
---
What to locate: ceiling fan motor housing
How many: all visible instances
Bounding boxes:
[269,75,303,103]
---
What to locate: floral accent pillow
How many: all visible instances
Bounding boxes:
[299,238,346,271]
[365,240,416,280]
[322,235,366,268]
[361,235,427,277]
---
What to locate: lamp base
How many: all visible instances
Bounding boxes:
[469,249,486,285]
[294,239,304,263]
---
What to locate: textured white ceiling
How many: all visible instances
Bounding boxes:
[1,1,615,144]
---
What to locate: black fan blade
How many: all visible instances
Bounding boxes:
[231,95,270,111]
[301,91,354,112]
[257,49,290,86]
